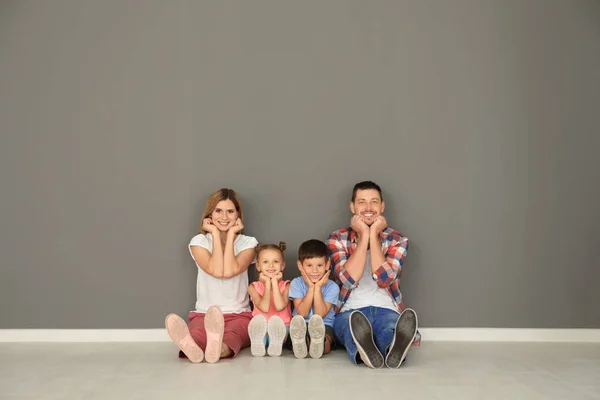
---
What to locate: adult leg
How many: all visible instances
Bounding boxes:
[186,312,208,350]
[333,309,359,364]
[369,307,401,357]
[349,307,384,368]
[222,312,253,358]
[385,308,418,368]
[164,312,204,363]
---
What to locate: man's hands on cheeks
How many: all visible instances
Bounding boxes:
[371,215,388,237]
[351,215,370,238]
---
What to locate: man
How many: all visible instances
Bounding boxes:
[328,181,420,368]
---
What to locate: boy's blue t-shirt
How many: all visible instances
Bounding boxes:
[288,277,340,327]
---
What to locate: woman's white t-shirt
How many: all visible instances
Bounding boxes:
[188,233,258,314]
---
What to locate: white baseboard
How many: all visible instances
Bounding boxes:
[0,328,599,343]
[0,329,170,342]
[417,328,600,343]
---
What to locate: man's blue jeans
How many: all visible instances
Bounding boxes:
[333,306,400,365]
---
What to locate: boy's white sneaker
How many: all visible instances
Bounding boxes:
[290,315,308,359]
[308,314,326,359]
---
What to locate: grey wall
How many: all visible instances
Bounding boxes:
[1,0,599,329]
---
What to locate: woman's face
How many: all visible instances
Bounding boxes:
[210,199,239,232]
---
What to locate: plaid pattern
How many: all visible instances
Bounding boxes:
[328,226,421,345]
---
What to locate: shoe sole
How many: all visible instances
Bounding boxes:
[204,306,225,363]
[165,313,204,363]
[267,316,286,357]
[308,315,325,359]
[248,315,267,357]
[349,311,384,369]
[385,308,418,368]
[289,315,307,359]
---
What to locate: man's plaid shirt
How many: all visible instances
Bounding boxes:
[328,226,421,345]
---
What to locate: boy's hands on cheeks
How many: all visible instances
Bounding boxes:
[299,267,315,288]
[202,218,219,234]
[315,270,330,288]
[351,215,370,238]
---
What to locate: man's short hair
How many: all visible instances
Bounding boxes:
[298,239,329,262]
[351,181,383,202]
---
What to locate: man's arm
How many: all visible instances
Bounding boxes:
[328,232,361,290]
[328,224,370,289]
[372,234,408,288]
[369,230,386,274]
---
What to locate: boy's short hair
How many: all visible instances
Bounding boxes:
[298,239,329,262]
[351,180,383,202]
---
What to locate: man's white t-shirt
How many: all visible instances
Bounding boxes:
[340,250,398,313]
[188,233,258,314]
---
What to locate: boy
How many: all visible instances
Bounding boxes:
[288,239,340,359]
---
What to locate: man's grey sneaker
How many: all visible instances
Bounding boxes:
[349,311,384,369]
[385,308,418,368]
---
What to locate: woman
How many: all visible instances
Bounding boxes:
[165,188,258,363]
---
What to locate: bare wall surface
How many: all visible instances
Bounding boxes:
[1,0,599,328]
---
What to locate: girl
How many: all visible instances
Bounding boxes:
[165,188,258,363]
[247,243,292,357]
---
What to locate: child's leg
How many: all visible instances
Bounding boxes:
[323,325,335,355]
[223,311,253,358]
[247,314,267,357]
[308,314,326,359]
[266,316,287,357]
[307,331,333,353]
[289,314,308,359]
[306,322,335,356]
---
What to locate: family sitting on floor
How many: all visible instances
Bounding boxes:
[165,181,420,369]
